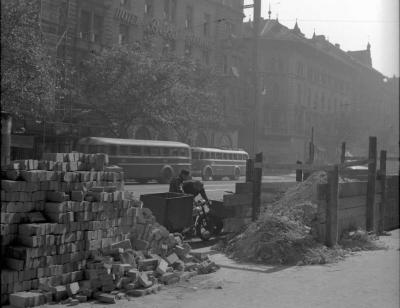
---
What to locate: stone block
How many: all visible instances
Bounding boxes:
[66,282,79,296]
[51,285,68,302]
[138,273,153,288]
[138,258,158,271]
[96,293,115,304]
[111,239,132,251]
[156,259,169,275]
[166,253,180,265]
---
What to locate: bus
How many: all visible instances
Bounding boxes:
[190,147,249,181]
[76,137,191,183]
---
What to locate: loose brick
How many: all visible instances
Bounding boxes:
[111,239,132,251]
[166,253,180,265]
[66,282,79,296]
[138,273,153,288]
[96,293,115,304]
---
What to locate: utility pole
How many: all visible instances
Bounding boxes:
[244,0,261,156]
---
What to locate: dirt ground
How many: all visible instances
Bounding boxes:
[43,229,399,308]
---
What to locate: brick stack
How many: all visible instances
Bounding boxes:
[1,152,219,307]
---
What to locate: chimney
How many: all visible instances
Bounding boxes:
[334,43,340,48]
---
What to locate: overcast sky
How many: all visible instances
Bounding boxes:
[243,0,399,77]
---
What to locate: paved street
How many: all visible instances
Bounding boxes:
[125,174,296,201]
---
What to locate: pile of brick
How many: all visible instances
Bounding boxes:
[1,153,218,307]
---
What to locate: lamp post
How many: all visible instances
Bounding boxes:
[244,0,261,156]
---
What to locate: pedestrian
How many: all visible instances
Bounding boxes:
[169,169,190,193]
[182,180,210,204]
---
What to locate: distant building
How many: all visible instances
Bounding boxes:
[239,18,398,163]
[17,0,246,158]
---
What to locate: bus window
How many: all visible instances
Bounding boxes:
[143,147,150,156]
[216,152,223,159]
[109,145,118,155]
[233,153,238,160]
[150,147,160,156]
[120,146,129,155]
[78,144,87,153]
[209,152,215,159]
[192,151,199,159]
[129,146,141,155]
[179,148,188,157]
[222,153,228,160]
[161,147,169,156]
[170,148,179,156]
[88,145,96,153]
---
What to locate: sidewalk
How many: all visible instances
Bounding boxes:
[43,230,399,308]
[124,229,400,308]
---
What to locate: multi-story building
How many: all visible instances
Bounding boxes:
[29,0,245,156]
[239,17,398,163]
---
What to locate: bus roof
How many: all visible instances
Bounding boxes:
[77,137,190,148]
[191,147,248,154]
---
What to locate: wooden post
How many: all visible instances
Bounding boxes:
[1,112,12,169]
[378,150,387,234]
[251,153,263,221]
[296,160,303,182]
[326,165,339,247]
[366,136,377,232]
[340,142,346,163]
[245,159,254,183]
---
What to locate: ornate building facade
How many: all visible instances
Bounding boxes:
[239,18,398,163]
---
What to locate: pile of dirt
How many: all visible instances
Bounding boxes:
[221,172,385,265]
[268,171,327,226]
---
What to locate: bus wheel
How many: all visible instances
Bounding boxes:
[161,168,173,184]
[233,168,241,181]
[202,168,213,181]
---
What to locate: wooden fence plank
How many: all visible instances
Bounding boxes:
[326,165,339,247]
[366,136,377,232]
[252,153,263,221]
[378,150,387,234]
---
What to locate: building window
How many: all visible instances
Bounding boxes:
[120,0,130,9]
[296,62,304,77]
[203,13,211,37]
[79,10,91,41]
[145,0,153,16]
[162,39,175,56]
[307,67,312,81]
[118,24,129,45]
[202,50,210,65]
[163,0,170,19]
[184,41,192,58]
[222,54,228,74]
[297,84,302,105]
[171,0,177,22]
[93,14,103,44]
[185,5,193,30]
[272,83,279,100]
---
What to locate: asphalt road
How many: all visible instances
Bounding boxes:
[125,174,296,201]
